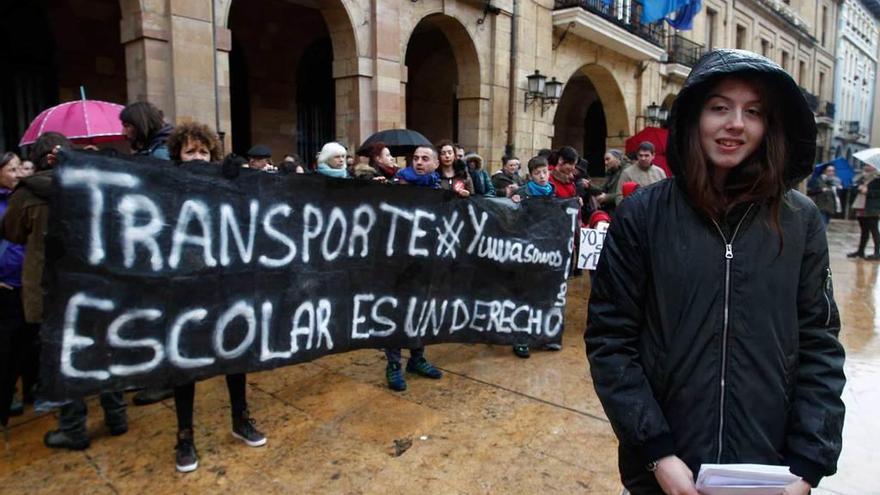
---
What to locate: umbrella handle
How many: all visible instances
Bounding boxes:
[80,86,86,100]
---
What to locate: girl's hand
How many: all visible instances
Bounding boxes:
[782,479,811,495]
[654,456,699,495]
[456,189,471,198]
[511,194,522,203]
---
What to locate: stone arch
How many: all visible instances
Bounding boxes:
[551,63,630,175]
[402,13,483,150]
[224,0,361,162]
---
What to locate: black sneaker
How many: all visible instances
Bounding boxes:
[847,251,865,259]
[44,429,90,450]
[406,356,442,379]
[175,429,199,473]
[386,361,407,391]
[513,344,531,359]
[132,388,173,406]
[232,410,267,447]
[867,254,880,261]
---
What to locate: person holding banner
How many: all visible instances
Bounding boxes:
[166,122,267,473]
[385,145,445,391]
[0,151,27,426]
[586,49,844,494]
[2,132,129,449]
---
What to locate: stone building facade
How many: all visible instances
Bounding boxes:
[0,0,843,173]
[831,0,880,161]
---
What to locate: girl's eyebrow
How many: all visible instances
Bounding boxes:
[705,94,762,105]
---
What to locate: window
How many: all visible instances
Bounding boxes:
[761,39,770,56]
[799,60,806,85]
[781,51,790,72]
[821,5,828,46]
[706,9,718,50]
[736,25,747,49]
[818,71,826,99]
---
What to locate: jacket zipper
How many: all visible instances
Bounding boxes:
[824,267,833,326]
[710,203,755,464]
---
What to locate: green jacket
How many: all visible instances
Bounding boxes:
[2,171,52,323]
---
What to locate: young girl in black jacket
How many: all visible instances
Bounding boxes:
[586,49,845,495]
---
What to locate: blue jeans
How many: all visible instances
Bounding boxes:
[384,347,425,364]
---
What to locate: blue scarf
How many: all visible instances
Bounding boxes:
[527,180,554,197]
[396,167,440,188]
[317,163,349,178]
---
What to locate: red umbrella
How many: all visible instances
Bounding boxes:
[625,126,670,177]
[19,99,127,146]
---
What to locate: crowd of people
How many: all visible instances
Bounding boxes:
[0,95,657,473]
[0,48,847,494]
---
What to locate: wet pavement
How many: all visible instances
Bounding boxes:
[1,221,877,494]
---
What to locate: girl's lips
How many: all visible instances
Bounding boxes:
[716,138,744,152]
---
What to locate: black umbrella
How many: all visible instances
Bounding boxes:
[359,128,432,157]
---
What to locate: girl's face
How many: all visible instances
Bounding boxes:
[378,147,393,167]
[699,77,766,176]
[330,154,346,169]
[122,122,137,143]
[439,145,455,166]
[0,155,22,190]
[180,138,211,162]
[19,160,35,177]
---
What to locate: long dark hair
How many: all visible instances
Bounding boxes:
[683,76,787,241]
[119,101,165,151]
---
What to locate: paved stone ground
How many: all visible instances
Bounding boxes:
[1,221,876,494]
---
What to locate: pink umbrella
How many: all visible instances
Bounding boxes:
[19,99,127,146]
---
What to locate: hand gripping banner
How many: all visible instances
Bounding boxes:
[39,151,579,400]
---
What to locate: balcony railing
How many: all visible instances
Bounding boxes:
[555,0,667,47]
[667,34,704,67]
[799,87,819,113]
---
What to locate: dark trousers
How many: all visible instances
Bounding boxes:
[384,347,424,364]
[0,286,26,425]
[59,393,126,435]
[857,216,880,255]
[173,373,247,431]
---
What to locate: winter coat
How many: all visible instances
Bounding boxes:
[852,171,880,217]
[491,171,523,197]
[135,123,173,160]
[806,174,841,214]
[0,188,25,288]
[1,171,53,323]
[438,174,474,195]
[470,169,495,197]
[585,49,845,493]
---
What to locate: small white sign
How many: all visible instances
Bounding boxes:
[578,227,607,270]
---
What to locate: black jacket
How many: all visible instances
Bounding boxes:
[585,49,845,493]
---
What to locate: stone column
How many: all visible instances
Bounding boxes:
[120,0,174,114]
[168,0,218,126]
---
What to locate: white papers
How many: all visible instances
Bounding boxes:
[696,464,800,495]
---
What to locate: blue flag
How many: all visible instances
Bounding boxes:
[667,0,702,30]
[642,0,689,23]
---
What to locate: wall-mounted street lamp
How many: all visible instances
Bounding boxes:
[635,102,669,129]
[524,70,564,116]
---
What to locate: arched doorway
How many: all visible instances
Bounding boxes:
[1,0,126,153]
[227,0,346,164]
[404,14,481,150]
[552,65,628,177]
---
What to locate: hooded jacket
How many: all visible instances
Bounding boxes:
[1,171,54,323]
[586,50,845,493]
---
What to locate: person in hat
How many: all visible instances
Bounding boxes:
[247,144,276,172]
[586,49,844,494]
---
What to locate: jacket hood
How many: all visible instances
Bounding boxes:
[666,49,816,187]
[19,170,54,199]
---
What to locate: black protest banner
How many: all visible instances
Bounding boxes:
[41,151,579,400]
